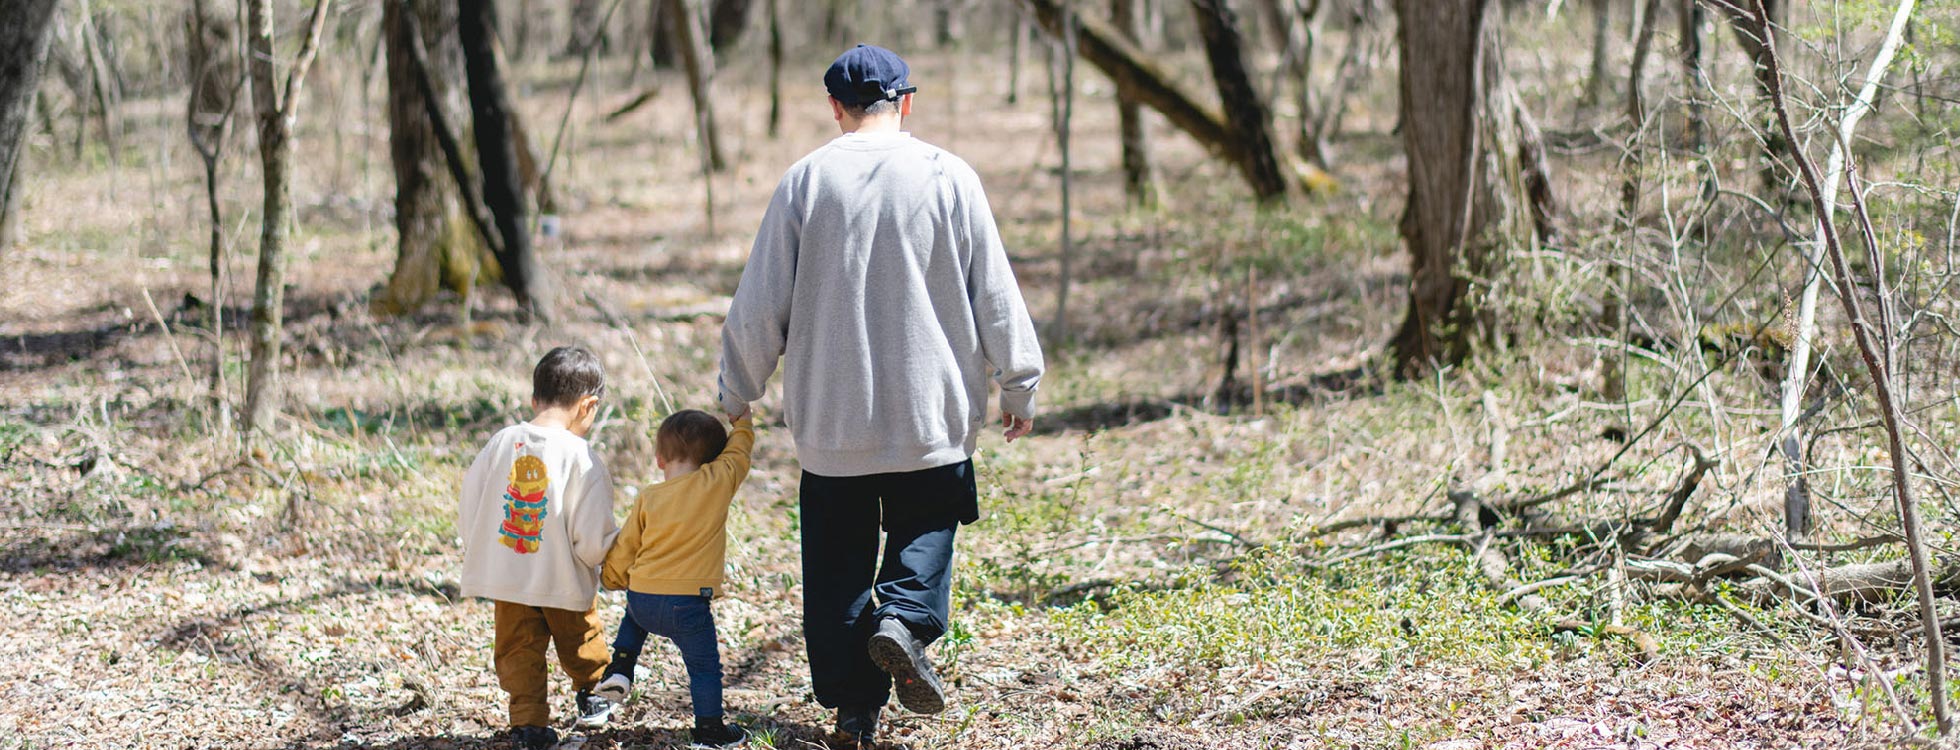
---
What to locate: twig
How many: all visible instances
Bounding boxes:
[1167,510,1262,548]
[582,289,675,415]
[1311,533,1473,567]
[1790,535,1902,553]
[139,286,196,386]
[1499,565,1605,605]
[538,0,625,213]
[1648,444,1714,533]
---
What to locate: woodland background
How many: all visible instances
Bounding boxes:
[2,0,1959,748]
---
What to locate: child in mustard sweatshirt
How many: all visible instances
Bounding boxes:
[598,409,753,747]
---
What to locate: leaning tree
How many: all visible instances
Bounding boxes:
[460,0,553,320]
[1387,0,1554,377]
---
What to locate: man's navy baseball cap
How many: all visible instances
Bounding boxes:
[825,44,917,106]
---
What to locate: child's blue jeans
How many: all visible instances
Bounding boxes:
[610,591,722,719]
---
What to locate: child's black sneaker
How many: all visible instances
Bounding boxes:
[511,725,559,750]
[573,688,613,729]
[867,617,946,714]
[830,705,879,748]
[688,717,749,748]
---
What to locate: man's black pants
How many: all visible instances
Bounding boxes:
[800,459,977,711]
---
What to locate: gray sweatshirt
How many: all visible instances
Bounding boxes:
[717,131,1044,477]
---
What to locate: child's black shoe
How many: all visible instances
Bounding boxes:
[573,687,613,728]
[511,725,559,750]
[688,717,749,748]
[830,706,879,748]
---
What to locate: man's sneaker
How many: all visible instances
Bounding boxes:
[512,725,559,750]
[688,717,749,748]
[573,688,613,728]
[867,618,947,714]
[594,673,632,704]
[830,706,879,749]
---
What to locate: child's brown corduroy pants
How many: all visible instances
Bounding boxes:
[493,600,609,727]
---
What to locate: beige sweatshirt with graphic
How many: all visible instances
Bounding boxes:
[459,423,619,611]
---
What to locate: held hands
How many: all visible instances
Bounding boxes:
[1002,413,1032,442]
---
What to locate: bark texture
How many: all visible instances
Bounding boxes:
[1387,0,1551,376]
[0,0,60,256]
[243,0,331,441]
[1112,0,1156,207]
[460,0,552,320]
[1188,0,1288,202]
[1017,0,1286,200]
[376,0,495,316]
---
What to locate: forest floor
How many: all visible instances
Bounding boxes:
[0,26,1947,750]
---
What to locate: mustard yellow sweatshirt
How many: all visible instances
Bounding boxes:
[601,416,753,597]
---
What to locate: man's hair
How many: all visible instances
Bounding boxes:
[656,409,728,465]
[532,346,606,407]
[843,97,901,119]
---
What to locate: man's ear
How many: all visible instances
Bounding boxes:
[899,93,913,116]
[829,96,846,122]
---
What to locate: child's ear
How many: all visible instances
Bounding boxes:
[899,93,913,116]
[580,395,600,417]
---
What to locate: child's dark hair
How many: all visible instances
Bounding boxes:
[657,410,728,465]
[532,346,606,407]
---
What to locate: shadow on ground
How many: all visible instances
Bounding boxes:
[1035,365,1380,435]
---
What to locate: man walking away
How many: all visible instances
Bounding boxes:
[717,44,1044,749]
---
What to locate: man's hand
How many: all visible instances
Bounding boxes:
[1002,413,1032,442]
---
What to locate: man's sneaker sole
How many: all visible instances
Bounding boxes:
[867,627,946,714]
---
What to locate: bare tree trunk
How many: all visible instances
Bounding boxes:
[767,0,782,137]
[1050,5,1077,339]
[568,0,611,58]
[1309,1,1377,166]
[187,0,240,429]
[1584,0,1613,103]
[1678,0,1704,152]
[1008,6,1029,105]
[461,0,553,321]
[664,0,725,171]
[1387,0,1550,376]
[376,0,494,317]
[0,0,59,259]
[1019,0,1287,200]
[78,0,121,159]
[709,0,756,50]
[1111,0,1155,207]
[1625,0,1661,126]
[1189,0,1288,203]
[243,0,332,444]
[1770,0,1914,544]
[1713,0,1784,183]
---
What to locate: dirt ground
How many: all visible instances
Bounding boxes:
[1,14,1945,750]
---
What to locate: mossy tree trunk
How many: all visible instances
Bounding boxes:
[375,0,498,317]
